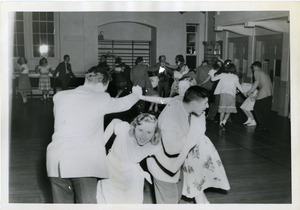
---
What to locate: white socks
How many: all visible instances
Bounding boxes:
[247,120,257,126]
[220,120,227,125]
[243,118,252,124]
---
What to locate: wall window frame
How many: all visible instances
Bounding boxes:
[13,12,25,58]
[186,23,198,70]
[12,12,59,61]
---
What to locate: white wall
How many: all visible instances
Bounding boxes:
[57,12,205,73]
[98,23,151,41]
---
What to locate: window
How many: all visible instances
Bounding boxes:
[13,12,25,57]
[186,24,197,55]
[32,12,55,57]
[186,24,198,70]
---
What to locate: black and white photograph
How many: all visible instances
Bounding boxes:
[1,1,299,210]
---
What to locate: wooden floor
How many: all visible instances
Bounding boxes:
[8,97,291,204]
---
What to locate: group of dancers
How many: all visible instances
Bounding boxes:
[45,64,231,204]
[16,52,271,203]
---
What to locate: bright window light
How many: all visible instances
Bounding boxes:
[39,45,49,54]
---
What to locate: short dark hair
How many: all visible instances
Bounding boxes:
[39,57,48,65]
[17,57,27,65]
[201,60,209,65]
[224,63,237,74]
[213,60,223,70]
[63,55,70,60]
[158,55,166,62]
[183,86,208,103]
[224,59,232,66]
[115,57,122,64]
[116,62,126,68]
[176,55,185,63]
[251,61,262,68]
[135,57,144,65]
[85,66,112,85]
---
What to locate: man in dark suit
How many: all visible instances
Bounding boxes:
[54,55,76,90]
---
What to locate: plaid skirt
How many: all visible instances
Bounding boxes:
[18,74,32,92]
[39,74,51,91]
[219,93,237,113]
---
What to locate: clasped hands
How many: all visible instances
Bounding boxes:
[131,85,143,98]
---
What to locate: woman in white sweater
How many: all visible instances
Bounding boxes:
[211,63,244,130]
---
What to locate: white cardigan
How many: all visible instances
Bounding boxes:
[211,73,243,96]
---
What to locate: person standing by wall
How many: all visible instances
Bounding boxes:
[46,66,142,203]
[246,61,273,131]
[35,57,53,100]
[16,56,32,103]
[53,54,76,90]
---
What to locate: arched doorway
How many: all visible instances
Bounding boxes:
[97,21,157,67]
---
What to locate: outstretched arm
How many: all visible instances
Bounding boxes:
[211,74,221,82]
[140,95,172,104]
[165,64,178,69]
[247,71,259,95]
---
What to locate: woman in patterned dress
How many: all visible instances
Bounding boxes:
[35,57,53,100]
[17,57,32,103]
[142,76,231,204]
[181,113,230,203]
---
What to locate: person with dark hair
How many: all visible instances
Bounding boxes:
[96,113,197,204]
[211,63,244,130]
[201,60,209,66]
[113,61,132,98]
[155,55,171,98]
[246,61,273,131]
[195,59,213,92]
[165,55,190,97]
[16,56,32,103]
[130,56,158,113]
[54,55,76,90]
[205,59,224,121]
[145,85,213,203]
[46,66,143,203]
[97,55,110,70]
[142,84,230,203]
[35,57,54,100]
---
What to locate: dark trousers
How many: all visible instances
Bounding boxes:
[253,96,273,129]
[49,177,98,203]
[153,171,183,204]
[158,81,170,97]
[60,75,71,90]
[207,94,220,120]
